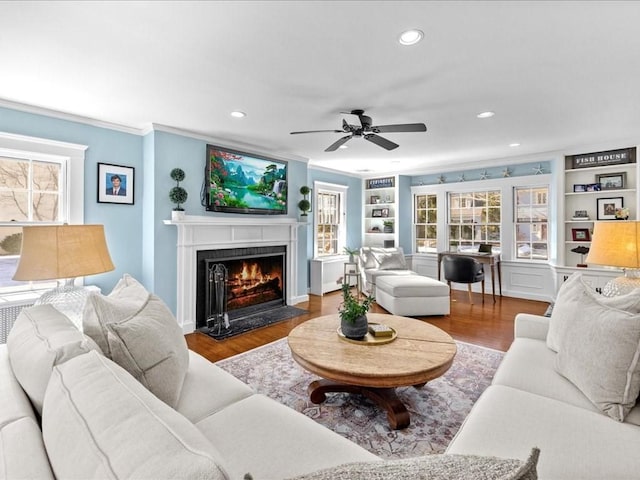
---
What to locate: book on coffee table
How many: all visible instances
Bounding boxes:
[368,324,394,337]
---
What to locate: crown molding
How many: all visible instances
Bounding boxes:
[0,98,144,136]
[148,123,309,164]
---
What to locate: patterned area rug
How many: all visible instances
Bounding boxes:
[216,337,504,459]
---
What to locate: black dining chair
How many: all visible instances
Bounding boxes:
[443,255,485,304]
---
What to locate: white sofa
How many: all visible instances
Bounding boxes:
[1,275,539,480]
[447,312,640,479]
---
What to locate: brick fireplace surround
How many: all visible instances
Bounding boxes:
[165,215,306,333]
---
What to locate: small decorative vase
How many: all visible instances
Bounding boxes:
[383,225,393,233]
[171,210,185,222]
[341,314,368,340]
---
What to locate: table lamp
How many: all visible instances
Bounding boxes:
[586,221,640,296]
[12,224,115,327]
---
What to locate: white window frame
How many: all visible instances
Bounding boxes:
[447,189,502,252]
[514,184,550,261]
[411,173,552,262]
[313,181,348,258]
[0,132,87,295]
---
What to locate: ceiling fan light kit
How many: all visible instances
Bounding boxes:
[290,109,426,152]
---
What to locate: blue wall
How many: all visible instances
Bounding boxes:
[0,107,311,312]
[0,106,144,293]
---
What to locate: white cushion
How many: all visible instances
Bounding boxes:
[555,291,640,421]
[83,275,189,407]
[6,304,101,415]
[42,351,229,480]
[547,273,640,352]
[196,394,378,479]
[376,275,449,297]
[492,338,599,413]
[175,351,254,423]
[0,417,54,479]
[447,385,640,480]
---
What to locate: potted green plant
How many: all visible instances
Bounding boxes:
[298,185,311,217]
[383,220,394,233]
[343,246,359,263]
[169,168,188,221]
[338,283,374,340]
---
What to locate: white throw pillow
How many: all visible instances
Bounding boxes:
[83,275,189,407]
[358,247,379,270]
[6,304,102,415]
[547,273,640,352]
[556,290,640,421]
[371,247,407,271]
[83,273,150,356]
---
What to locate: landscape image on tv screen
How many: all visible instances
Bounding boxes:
[206,144,287,215]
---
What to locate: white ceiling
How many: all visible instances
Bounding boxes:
[1,1,640,176]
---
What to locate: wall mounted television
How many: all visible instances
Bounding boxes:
[205,144,288,215]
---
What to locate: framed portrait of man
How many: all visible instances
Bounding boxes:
[97,163,135,205]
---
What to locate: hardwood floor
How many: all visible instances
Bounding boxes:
[186,290,550,363]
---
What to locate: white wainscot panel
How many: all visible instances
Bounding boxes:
[502,262,555,302]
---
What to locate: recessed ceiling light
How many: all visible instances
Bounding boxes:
[230,111,246,118]
[477,111,495,119]
[509,143,521,147]
[339,144,348,149]
[399,29,424,46]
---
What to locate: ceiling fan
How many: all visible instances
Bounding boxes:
[290,109,427,152]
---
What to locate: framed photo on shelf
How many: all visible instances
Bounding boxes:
[97,163,135,205]
[573,184,586,192]
[596,172,626,190]
[370,195,380,204]
[381,208,390,217]
[597,197,623,220]
[372,209,383,217]
[585,183,601,192]
[571,228,591,241]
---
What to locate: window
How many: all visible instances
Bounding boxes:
[0,154,64,291]
[314,182,347,257]
[448,190,501,251]
[515,186,549,260]
[0,132,86,294]
[414,194,437,253]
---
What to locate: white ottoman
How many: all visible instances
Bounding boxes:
[375,275,450,316]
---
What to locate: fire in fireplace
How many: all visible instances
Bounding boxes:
[196,246,286,330]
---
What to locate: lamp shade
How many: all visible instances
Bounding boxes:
[586,221,640,268]
[13,224,115,281]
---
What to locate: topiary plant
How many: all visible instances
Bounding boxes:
[169,168,188,211]
[298,199,311,216]
[298,185,311,216]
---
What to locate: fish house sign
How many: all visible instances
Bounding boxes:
[568,147,636,169]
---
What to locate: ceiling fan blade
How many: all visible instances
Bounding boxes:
[325,135,352,152]
[342,119,354,132]
[373,123,427,133]
[290,129,344,135]
[364,134,399,151]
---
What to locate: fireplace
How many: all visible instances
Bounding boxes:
[196,246,286,329]
[165,215,305,334]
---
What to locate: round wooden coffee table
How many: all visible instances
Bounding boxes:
[287,313,456,429]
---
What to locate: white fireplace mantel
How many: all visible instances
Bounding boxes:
[165,215,307,333]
